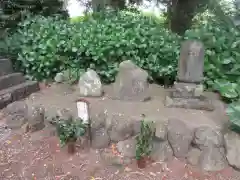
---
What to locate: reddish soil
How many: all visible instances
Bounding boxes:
[0,127,240,180]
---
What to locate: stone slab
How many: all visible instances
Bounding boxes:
[0,73,25,90]
[0,81,40,109]
[165,95,214,111]
[0,59,13,76]
[171,82,204,98]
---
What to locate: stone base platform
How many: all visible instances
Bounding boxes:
[172,82,203,98]
[165,95,215,111]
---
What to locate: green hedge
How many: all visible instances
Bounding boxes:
[3,10,240,102]
[5,11,180,83]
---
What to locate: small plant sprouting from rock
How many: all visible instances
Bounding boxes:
[135,119,155,160]
[54,116,87,146]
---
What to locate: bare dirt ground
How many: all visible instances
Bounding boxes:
[26,83,228,130]
[0,83,239,180]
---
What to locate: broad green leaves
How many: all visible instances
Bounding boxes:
[214,79,240,100]
[56,117,87,146]
[5,11,180,83]
[185,19,240,102]
[226,101,240,132]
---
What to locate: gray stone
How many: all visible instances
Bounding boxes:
[113,60,150,101]
[54,72,65,83]
[150,140,173,162]
[29,125,56,141]
[0,59,13,76]
[167,119,193,158]
[91,127,110,149]
[155,121,168,141]
[224,131,240,169]
[5,101,28,129]
[117,136,137,158]
[172,82,204,98]
[106,114,135,142]
[194,127,223,150]
[199,146,227,171]
[165,95,214,111]
[0,126,11,143]
[177,40,204,83]
[48,108,73,125]
[0,73,25,91]
[78,69,103,97]
[28,105,45,132]
[100,150,131,166]
[187,148,201,166]
[0,81,40,109]
[62,70,71,81]
[56,108,73,121]
[90,111,106,129]
[132,120,142,135]
[5,101,28,115]
[0,93,11,108]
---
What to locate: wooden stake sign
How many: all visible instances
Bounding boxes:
[76,98,91,147]
[76,99,89,124]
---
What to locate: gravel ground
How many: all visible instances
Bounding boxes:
[0,127,240,180]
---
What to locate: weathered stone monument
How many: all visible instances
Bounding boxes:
[112,60,150,101]
[165,40,214,111]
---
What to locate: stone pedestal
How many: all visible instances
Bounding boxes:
[165,40,214,111]
[171,82,203,98]
[165,82,214,111]
[165,95,214,111]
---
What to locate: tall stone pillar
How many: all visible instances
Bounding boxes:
[165,40,214,111]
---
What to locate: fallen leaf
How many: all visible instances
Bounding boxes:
[124,167,132,172]
[5,140,11,144]
[149,172,157,177]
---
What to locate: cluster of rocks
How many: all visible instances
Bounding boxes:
[3,100,240,172]
[90,114,240,172]
[3,39,240,173]
[55,40,215,112]
[55,60,150,101]
[54,68,104,97]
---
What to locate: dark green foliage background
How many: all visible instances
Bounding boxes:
[2,10,240,101]
[0,0,68,31]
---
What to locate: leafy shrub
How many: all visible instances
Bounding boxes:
[5,16,72,79]
[55,116,86,146]
[135,119,154,160]
[184,20,240,102]
[226,101,240,132]
[5,10,180,83]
